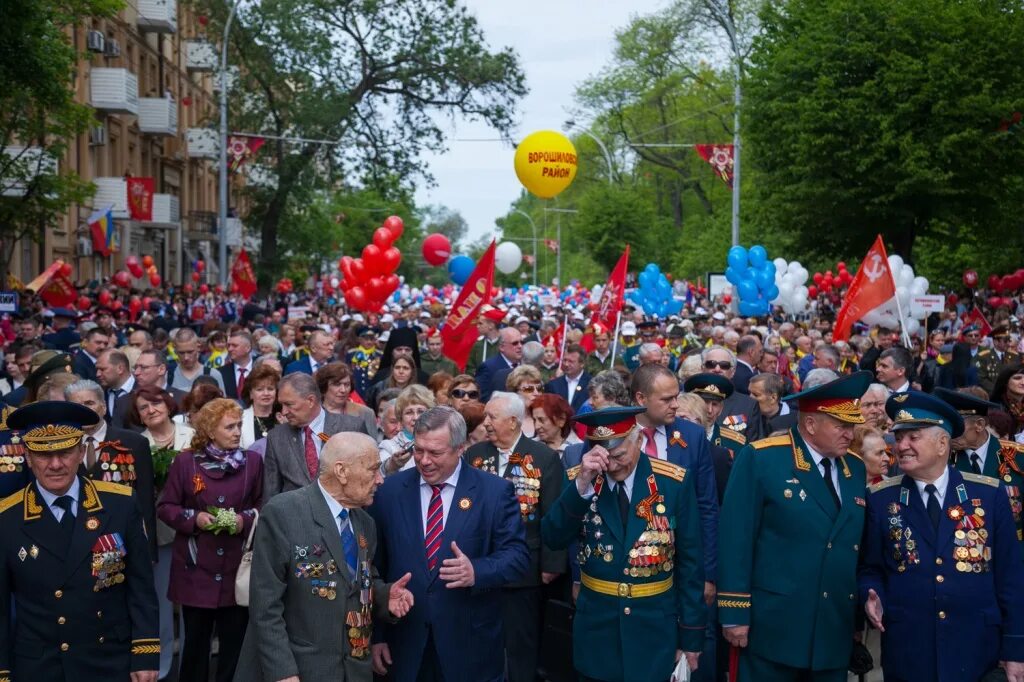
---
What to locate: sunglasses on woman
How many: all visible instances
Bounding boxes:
[450,389,480,399]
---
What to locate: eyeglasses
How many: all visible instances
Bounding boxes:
[518,384,543,394]
[704,361,733,370]
[450,389,480,399]
[504,340,523,346]
[133,364,161,372]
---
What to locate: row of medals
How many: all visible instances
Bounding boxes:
[953,503,991,573]
[0,455,23,473]
[296,560,340,598]
[99,453,136,481]
[347,572,373,659]
[92,551,126,591]
[626,528,676,578]
[515,475,540,520]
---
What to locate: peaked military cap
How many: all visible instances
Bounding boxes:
[6,400,99,453]
[573,406,646,448]
[683,373,733,401]
[933,387,1001,418]
[885,389,965,438]
[782,370,872,424]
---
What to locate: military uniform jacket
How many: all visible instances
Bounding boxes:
[717,428,866,671]
[974,348,1020,395]
[464,436,567,587]
[585,351,615,377]
[859,468,1024,682]
[0,478,159,681]
[466,336,499,376]
[953,438,1024,543]
[542,454,705,682]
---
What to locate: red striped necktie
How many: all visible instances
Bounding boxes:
[424,484,445,570]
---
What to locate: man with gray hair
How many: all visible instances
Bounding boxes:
[859,383,890,430]
[368,406,529,681]
[638,342,665,367]
[263,373,372,500]
[702,345,758,436]
[463,392,565,682]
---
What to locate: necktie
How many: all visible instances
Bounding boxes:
[642,427,659,458]
[821,458,841,509]
[424,484,445,571]
[109,388,122,414]
[85,436,97,469]
[303,426,319,479]
[54,495,75,541]
[925,483,941,530]
[337,508,358,575]
[237,367,247,396]
[616,484,630,531]
[969,451,982,474]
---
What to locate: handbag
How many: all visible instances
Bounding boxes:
[234,509,259,607]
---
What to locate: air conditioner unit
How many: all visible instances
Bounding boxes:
[86,31,105,53]
[104,39,121,58]
[89,125,107,146]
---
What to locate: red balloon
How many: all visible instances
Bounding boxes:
[345,286,367,310]
[60,263,73,278]
[808,285,819,298]
[183,284,193,294]
[362,244,383,276]
[142,255,154,269]
[126,255,143,278]
[383,216,404,240]
[813,272,824,285]
[384,273,401,294]
[110,300,123,311]
[987,274,1000,290]
[963,269,979,288]
[149,272,161,287]
[946,293,958,306]
[128,296,142,313]
[381,247,401,274]
[113,271,131,288]
[988,296,1003,308]
[196,260,206,273]
[214,285,224,295]
[98,290,112,306]
[199,284,209,294]
[837,261,846,271]
[422,233,451,267]
[191,271,200,282]
[366,276,387,301]
[722,294,732,304]
[76,295,91,310]
[350,259,368,284]
[372,227,395,250]
[339,256,354,279]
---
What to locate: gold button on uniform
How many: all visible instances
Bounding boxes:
[623,607,631,615]
[54,590,63,599]
[96,611,103,618]
[822,592,828,599]
[98,636,104,644]
[935,558,943,565]
[57,617,66,625]
[853,544,859,551]
[826,542,832,549]
[938,611,947,620]
[849,594,855,600]
[936,575,945,583]
[60,643,69,652]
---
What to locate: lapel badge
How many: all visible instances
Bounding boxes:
[784,489,793,499]
[786,478,800,484]
[471,457,484,469]
[655,503,666,514]
[458,497,472,511]
[17,547,26,562]
[854,496,866,507]
[86,517,100,531]
[799,490,807,501]
[312,544,324,556]
[29,545,38,559]
[358,534,368,548]
[294,545,309,559]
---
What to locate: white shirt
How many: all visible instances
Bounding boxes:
[806,441,841,503]
[964,435,992,473]
[914,467,950,507]
[496,433,524,475]
[565,372,584,402]
[236,359,253,386]
[305,408,328,456]
[639,423,667,459]
[891,381,911,394]
[577,461,638,500]
[318,481,352,536]
[37,478,81,522]
[419,460,462,533]
[82,423,109,466]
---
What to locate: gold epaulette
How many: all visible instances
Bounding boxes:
[846,449,863,461]
[566,465,581,481]
[650,459,686,482]
[999,439,1024,453]
[92,480,133,496]
[978,349,991,357]
[0,489,22,514]
[868,477,901,494]
[752,434,792,450]
[962,472,1000,488]
[720,428,746,445]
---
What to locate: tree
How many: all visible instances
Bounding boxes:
[419,205,468,252]
[201,0,527,288]
[0,0,121,282]
[745,0,1024,267]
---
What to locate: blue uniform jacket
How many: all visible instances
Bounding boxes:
[368,463,529,682]
[283,355,313,376]
[859,468,1024,682]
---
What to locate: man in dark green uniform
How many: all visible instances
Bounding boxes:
[718,371,873,681]
[683,373,747,456]
[542,406,705,682]
[974,324,1021,395]
[936,387,1024,543]
[0,401,159,681]
[466,306,505,375]
[419,328,459,377]
[585,323,616,377]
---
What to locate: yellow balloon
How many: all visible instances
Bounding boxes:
[514,130,578,199]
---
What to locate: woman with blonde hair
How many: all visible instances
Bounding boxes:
[506,365,544,438]
[379,384,435,475]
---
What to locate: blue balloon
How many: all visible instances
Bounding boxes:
[765,284,780,302]
[754,268,774,291]
[743,266,756,281]
[645,263,660,275]
[638,271,652,289]
[656,277,672,297]
[727,246,748,270]
[738,300,758,316]
[748,245,768,269]
[737,279,758,301]
[447,255,475,286]
[725,267,741,285]
[642,299,658,315]
[392,291,401,302]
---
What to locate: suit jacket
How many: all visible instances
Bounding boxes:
[111,386,187,432]
[0,478,159,679]
[732,360,756,394]
[368,464,530,682]
[663,417,719,580]
[72,350,97,382]
[544,372,591,412]
[463,437,567,587]
[235,484,391,681]
[283,356,314,376]
[475,354,516,402]
[80,427,157,561]
[218,360,255,401]
[263,411,371,501]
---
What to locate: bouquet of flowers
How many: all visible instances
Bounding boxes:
[205,506,239,535]
[151,446,178,489]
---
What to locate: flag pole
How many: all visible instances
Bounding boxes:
[893,289,912,349]
[560,311,569,362]
[610,310,622,366]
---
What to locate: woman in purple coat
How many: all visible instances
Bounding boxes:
[157,398,263,682]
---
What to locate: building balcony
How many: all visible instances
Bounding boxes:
[137,0,177,33]
[1,146,58,197]
[186,128,219,159]
[143,194,180,228]
[93,177,129,218]
[138,97,178,136]
[184,40,217,72]
[90,68,139,115]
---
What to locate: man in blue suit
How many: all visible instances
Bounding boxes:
[476,327,523,402]
[860,391,1024,682]
[544,344,591,411]
[369,406,529,682]
[283,329,336,376]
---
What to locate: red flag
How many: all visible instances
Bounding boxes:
[126,177,154,221]
[441,241,497,370]
[592,245,630,331]
[231,249,258,299]
[30,261,77,308]
[833,235,897,341]
[550,317,567,361]
[960,306,992,339]
[228,136,266,173]
[694,144,735,188]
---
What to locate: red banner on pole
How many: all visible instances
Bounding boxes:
[126,177,154,221]
[441,241,497,370]
[961,306,992,339]
[694,144,735,188]
[231,249,258,299]
[228,136,266,173]
[28,260,76,307]
[833,235,897,341]
[592,245,630,331]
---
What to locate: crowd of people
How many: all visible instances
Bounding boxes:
[0,283,1022,682]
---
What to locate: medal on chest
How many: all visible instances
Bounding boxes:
[625,475,675,578]
[578,476,614,565]
[951,484,991,573]
[508,453,541,521]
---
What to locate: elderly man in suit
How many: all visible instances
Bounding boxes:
[476,327,524,402]
[463,391,565,682]
[284,329,336,376]
[369,406,529,682]
[234,432,414,682]
[701,346,759,438]
[264,373,370,501]
[544,344,591,411]
[218,330,256,401]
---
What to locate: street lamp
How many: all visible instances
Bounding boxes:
[218,0,243,287]
[512,209,537,287]
[563,119,615,183]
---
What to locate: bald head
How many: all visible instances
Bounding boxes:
[320,432,383,508]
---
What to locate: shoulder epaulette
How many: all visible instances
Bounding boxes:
[752,434,792,450]
[566,465,581,481]
[650,459,687,482]
[868,477,901,494]
[0,489,23,514]
[720,428,746,445]
[92,480,133,496]
[999,439,1024,454]
[978,349,991,357]
[846,449,863,461]
[962,472,1000,488]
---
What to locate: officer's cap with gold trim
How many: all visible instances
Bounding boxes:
[573,406,646,449]
[782,370,872,424]
[23,351,74,393]
[933,387,1000,418]
[885,390,964,438]
[6,401,99,453]
[683,373,733,401]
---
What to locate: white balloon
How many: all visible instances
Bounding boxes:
[862,309,882,326]
[896,286,910,307]
[797,268,810,285]
[912,276,929,295]
[888,255,904,272]
[898,265,914,289]
[330,277,340,288]
[495,241,523,274]
[779,282,794,298]
[904,318,921,336]
[774,258,788,272]
[793,294,808,311]
[788,261,801,274]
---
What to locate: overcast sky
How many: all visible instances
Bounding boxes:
[414,0,667,246]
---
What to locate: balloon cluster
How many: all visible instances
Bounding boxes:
[810,262,852,297]
[770,258,811,314]
[987,269,1024,293]
[116,254,163,289]
[275,278,294,294]
[862,255,930,336]
[627,263,682,317]
[725,245,778,317]
[338,216,405,312]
